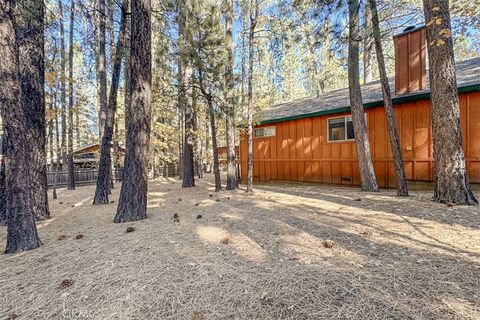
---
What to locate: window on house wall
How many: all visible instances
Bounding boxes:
[254,126,276,138]
[328,116,355,141]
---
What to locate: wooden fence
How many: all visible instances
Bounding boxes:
[47,169,124,187]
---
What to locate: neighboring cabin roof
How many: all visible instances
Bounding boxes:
[259,57,480,124]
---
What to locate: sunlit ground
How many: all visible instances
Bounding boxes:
[0,175,479,319]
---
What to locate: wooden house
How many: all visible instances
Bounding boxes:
[48,143,125,171]
[239,26,480,187]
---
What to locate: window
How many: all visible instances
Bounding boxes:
[254,126,276,138]
[328,116,355,141]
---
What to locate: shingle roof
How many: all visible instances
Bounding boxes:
[259,57,480,124]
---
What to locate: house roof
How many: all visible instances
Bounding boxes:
[48,142,125,163]
[259,57,480,124]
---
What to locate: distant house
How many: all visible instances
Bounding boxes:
[48,143,125,170]
[239,26,480,187]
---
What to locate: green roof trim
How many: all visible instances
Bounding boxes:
[260,83,480,125]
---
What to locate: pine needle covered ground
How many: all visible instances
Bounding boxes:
[0,176,479,319]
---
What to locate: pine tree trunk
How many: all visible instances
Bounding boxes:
[363,3,373,84]
[204,112,210,172]
[178,0,195,188]
[67,0,75,190]
[192,85,202,179]
[246,0,258,193]
[75,111,80,145]
[48,97,54,170]
[113,119,120,168]
[223,0,237,190]
[108,0,115,57]
[348,0,379,192]
[94,1,128,204]
[368,0,408,196]
[197,60,220,190]
[97,0,108,140]
[53,93,60,199]
[114,0,152,222]
[423,0,478,205]
[207,96,221,192]
[0,158,5,225]
[15,0,50,219]
[177,2,184,181]
[59,0,67,170]
[0,1,41,253]
[123,10,131,129]
[178,107,184,179]
[182,102,195,187]
[240,0,247,113]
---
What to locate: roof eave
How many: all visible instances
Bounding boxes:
[260,83,480,125]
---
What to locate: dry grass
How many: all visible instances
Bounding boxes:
[0,175,479,320]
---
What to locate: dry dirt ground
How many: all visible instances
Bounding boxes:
[0,176,479,320]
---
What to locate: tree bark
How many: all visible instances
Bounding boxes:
[15,0,50,219]
[246,0,258,193]
[181,99,195,187]
[423,0,478,204]
[0,158,5,225]
[0,0,41,253]
[368,0,408,196]
[53,95,60,200]
[48,96,54,170]
[114,0,152,222]
[247,0,258,192]
[240,0,247,113]
[97,0,108,140]
[204,111,210,172]
[94,0,127,204]
[123,9,131,129]
[178,107,184,179]
[363,3,373,84]
[196,59,220,191]
[348,0,379,192]
[192,82,202,179]
[179,0,195,188]
[59,0,67,170]
[75,108,80,145]
[52,93,61,200]
[224,0,237,190]
[67,0,75,190]
[207,95,221,192]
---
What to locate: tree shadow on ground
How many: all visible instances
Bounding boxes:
[205,193,480,319]
[251,181,480,229]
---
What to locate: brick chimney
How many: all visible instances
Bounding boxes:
[393,25,427,95]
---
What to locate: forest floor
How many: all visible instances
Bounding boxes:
[0,175,479,320]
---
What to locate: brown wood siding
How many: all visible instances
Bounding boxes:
[394,27,426,94]
[239,92,480,186]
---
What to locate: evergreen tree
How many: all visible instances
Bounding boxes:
[0,0,42,253]
[224,0,237,191]
[246,0,259,193]
[423,0,478,204]
[94,0,128,204]
[16,0,50,219]
[67,0,75,190]
[114,0,152,222]
[347,0,379,192]
[178,0,195,188]
[368,0,408,196]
